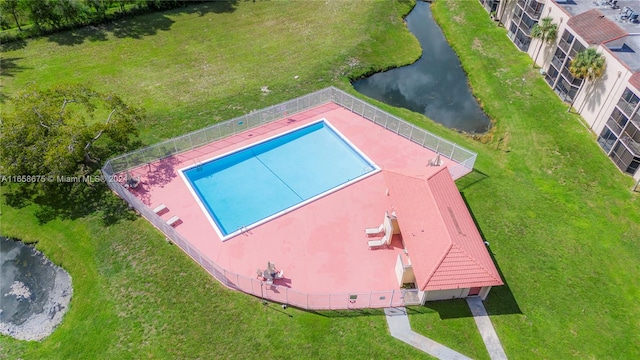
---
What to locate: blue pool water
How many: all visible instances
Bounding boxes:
[183,120,378,237]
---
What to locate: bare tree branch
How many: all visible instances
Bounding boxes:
[60,98,76,115]
[84,108,117,151]
[34,108,51,130]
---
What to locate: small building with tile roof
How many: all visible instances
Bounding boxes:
[383,166,503,302]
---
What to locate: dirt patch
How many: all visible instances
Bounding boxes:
[452,15,464,24]
[472,38,487,56]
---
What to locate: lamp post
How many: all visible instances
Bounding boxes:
[521,77,526,93]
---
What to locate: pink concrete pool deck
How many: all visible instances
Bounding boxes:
[122,103,465,297]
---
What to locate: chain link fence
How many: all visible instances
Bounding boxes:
[101,86,475,310]
[104,86,475,178]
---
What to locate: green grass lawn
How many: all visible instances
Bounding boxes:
[1,0,640,359]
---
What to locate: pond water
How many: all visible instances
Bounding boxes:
[352,1,491,133]
[0,236,73,341]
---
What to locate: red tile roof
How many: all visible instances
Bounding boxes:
[383,167,503,292]
[567,9,627,45]
[630,73,640,93]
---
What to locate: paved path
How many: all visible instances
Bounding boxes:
[384,307,472,360]
[466,297,508,360]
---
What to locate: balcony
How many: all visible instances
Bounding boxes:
[620,135,640,156]
[524,1,544,20]
[545,73,555,87]
[558,39,572,53]
[561,67,582,86]
[617,99,637,117]
[551,56,564,71]
[513,36,530,52]
[606,118,624,136]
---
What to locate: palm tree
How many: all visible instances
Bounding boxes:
[567,48,606,112]
[530,17,557,68]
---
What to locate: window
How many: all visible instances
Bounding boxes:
[509,22,518,38]
[606,108,629,135]
[521,13,536,33]
[545,66,559,86]
[514,5,523,18]
[617,88,640,117]
[551,48,566,68]
[561,30,573,42]
[610,142,640,175]
[514,29,531,52]
[555,78,578,102]
[569,41,586,59]
[623,123,640,144]
[598,127,618,153]
[627,158,640,175]
[561,30,574,44]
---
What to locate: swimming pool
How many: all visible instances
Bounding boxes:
[181,119,379,239]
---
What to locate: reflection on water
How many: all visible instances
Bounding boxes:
[353,1,490,133]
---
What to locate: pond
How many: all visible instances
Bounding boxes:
[352,1,491,133]
[0,236,73,341]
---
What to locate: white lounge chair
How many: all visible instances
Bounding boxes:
[368,214,394,248]
[167,216,181,227]
[365,211,390,235]
[153,204,168,215]
[365,223,384,235]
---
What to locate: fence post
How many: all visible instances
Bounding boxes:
[390,289,394,307]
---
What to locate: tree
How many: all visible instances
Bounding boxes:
[0,0,26,31]
[567,48,606,112]
[530,17,557,68]
[0,85,142,194]
[26,0,63,30]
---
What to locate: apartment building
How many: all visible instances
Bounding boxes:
[480,0,640,180]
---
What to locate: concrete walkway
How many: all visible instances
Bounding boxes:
[466,297,508,360]
[384,307,472,360]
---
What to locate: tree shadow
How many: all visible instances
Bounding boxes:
[46,1,239,46]
[4,180,137,226]
[176,1,240,17]
[0,57,30,103]
[0,37,27,52]
[110,14,175,40]
[146,156,180,188]
[0,57,29,77]
[46,25,110,46]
